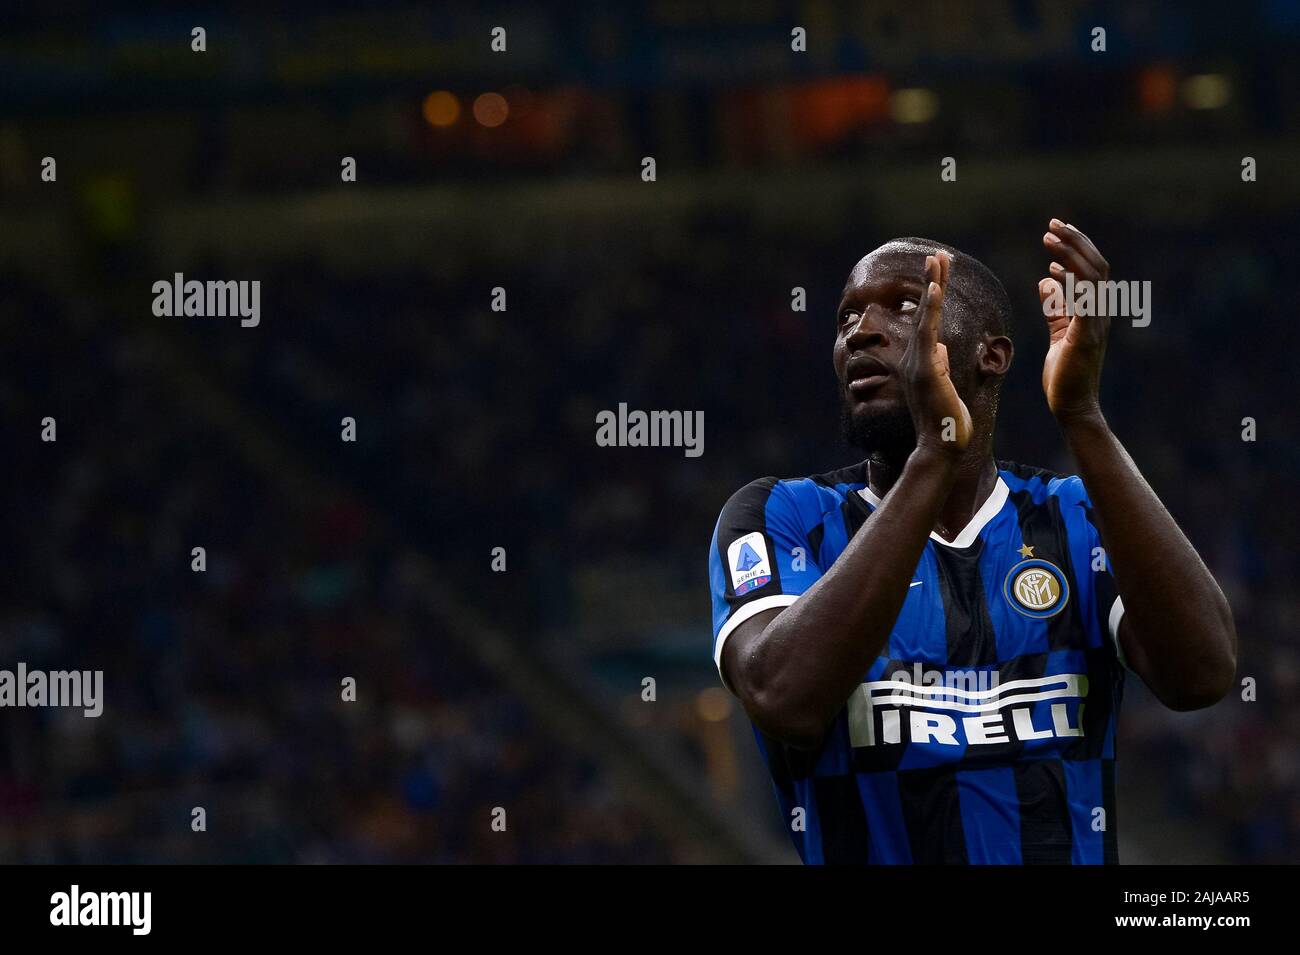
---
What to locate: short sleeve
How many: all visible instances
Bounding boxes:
[708,477,822,687]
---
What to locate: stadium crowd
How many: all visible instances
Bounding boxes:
[5,187,1293,861]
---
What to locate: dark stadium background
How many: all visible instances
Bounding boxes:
[0,2,1296,863]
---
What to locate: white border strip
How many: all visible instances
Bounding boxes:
[859,476,1010,548]
[713,593,799,685]
[1109,595,1129,670]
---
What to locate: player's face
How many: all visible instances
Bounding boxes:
[833,245,957,457]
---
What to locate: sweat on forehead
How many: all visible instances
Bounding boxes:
[848,238,958,283]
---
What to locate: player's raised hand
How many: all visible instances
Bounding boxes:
[900,251,973,455]
[1039,219,1111,424]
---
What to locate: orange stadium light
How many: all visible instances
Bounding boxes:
[789,76,890,146]
[1137,64,1178,113]
[422,90,460,127]
[473,92,509,127]
[695,687,732,722]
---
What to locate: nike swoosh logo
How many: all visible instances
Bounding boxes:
[909,580,923,588]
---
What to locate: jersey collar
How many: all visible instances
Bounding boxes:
[857,475,1010,549]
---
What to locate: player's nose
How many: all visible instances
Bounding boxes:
[844,304,890,349]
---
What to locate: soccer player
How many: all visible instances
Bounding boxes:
[708,221,1236,863]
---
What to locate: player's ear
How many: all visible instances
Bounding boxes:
[978,334,1013,380]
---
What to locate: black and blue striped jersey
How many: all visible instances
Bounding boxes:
[708,459,1127,864]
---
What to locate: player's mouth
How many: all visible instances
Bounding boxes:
[848,374,890,394]
[846,355,892,396]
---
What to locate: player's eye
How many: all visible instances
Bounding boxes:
[898,297,919,313]
[839,309,860,326]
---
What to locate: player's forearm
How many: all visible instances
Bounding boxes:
[737,449,959,747]
[1061,409,1236,709]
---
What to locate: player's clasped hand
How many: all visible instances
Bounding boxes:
[1039,218,1111,424]
[900,251,973,455]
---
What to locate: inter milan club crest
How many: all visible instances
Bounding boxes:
[1003,556,1069,619]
